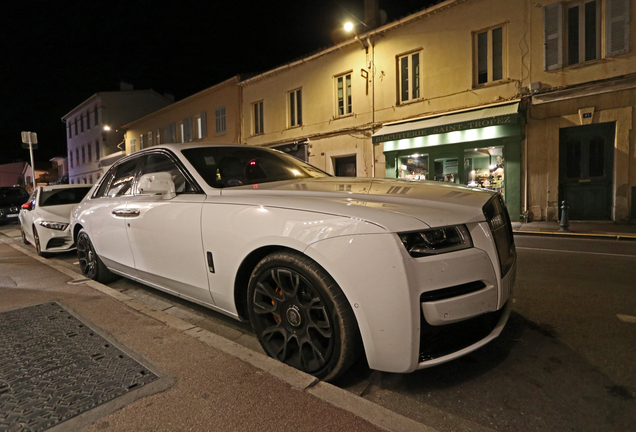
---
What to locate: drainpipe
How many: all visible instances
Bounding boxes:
[368,35,375,178]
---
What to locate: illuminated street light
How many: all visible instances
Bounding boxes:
[343,21,367,49]
[344,22,354,32]
[103,125,111,131]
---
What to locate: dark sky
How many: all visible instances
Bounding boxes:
[1,0,436,165]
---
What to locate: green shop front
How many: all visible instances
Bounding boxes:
[373,102,523,220]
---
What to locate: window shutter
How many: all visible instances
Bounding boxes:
[606,0,630,57]
[200,111,207,138]
[544,2,563,70]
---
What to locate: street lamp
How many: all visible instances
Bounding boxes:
[343,21,367,49]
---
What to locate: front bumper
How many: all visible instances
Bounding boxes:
[39,226,76,253]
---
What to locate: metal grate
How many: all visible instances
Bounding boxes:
[0,302,158,432]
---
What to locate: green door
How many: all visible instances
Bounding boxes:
[559,123,615,220]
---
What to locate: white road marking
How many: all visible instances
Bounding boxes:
[617,314,636,323]
[516,247,636,258]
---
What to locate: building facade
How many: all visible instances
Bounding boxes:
[123,77,241,154]
[62,85,173,185]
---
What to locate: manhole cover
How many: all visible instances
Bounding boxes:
[0,302,159,431]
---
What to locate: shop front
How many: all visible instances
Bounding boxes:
[372,102,523,220]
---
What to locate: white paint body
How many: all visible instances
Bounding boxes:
[71,143,516,374]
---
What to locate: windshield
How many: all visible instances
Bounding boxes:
[39,187,92,207]
[181,147,329,188]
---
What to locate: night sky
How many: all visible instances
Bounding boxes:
[1,0,437,165]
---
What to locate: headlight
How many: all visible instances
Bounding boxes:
[39,221,69,231]
[399,225,473,257]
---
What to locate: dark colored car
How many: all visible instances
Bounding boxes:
[0,186,29,224]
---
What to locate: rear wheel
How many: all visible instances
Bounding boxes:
[247,251,361,381]
[33,226,51,257]
[77,229,115,283]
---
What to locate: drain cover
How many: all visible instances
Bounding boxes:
[0,302,158,431]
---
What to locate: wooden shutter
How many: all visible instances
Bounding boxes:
[606,0,630,56]
[200,111,207,138]
[544,2,563,70]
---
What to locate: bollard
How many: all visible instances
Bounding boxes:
[560,200,569,231]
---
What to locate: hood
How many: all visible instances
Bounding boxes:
[217,178,494,231]
[36,204,76,221]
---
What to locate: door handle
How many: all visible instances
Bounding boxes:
[111,208,140,217]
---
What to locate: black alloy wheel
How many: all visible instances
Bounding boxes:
[76,229,114,283]
[247,251,360,381]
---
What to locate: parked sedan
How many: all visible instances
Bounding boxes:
[71,143,516,381]
[20,184,93,256]
[0,186,29,224]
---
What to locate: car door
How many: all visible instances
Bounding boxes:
[20,189,38,243]
[87,157,141,276]
[124,151,213,304]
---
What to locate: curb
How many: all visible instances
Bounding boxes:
[513,229,636,241]
[7,242,437,432]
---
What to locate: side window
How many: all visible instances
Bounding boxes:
[139,153,193,194]
[107,158,139,197]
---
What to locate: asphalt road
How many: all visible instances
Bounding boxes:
[2,222,635,432]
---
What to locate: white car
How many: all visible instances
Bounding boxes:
[20,184,93,256]
[71,143,516,380]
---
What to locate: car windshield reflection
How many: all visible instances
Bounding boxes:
[181,147,329,188]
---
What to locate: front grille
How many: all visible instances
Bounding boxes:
[418,304,507,362]
[483,193,516,277]
[420,281,486,302]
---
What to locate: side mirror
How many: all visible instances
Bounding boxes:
[138,172,176,200]
[21,202,33,211]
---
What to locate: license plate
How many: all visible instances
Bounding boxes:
[6,214,18,218]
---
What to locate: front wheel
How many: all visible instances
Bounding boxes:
[76,229,115,284]
[247,251,361,381]
[33,226,51,257]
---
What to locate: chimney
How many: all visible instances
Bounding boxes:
[364,0,380,30]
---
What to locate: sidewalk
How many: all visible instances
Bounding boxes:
[0,242,435,432]
[512,220,636,240]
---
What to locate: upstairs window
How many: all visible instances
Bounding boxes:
[253,101,264,135]
[76,149,79,166]
[69,152,73,168]
[140,133,145,149]
[198,111,208,138]
[215,107,226,135]
[130,138,137,153]
[398,51,422,103]
[288,88,302,127]
[95,140,100,161]
[183,117,193,142]
[474,26,505,86]
[94,106,99,125]
[544,0,630,70]
[86,111,90,129]
[335,73,352,117]
[74,120,78,136]
[68,125,72,139]
[87,144,92,162]
[148,131,153,147]
[81,146,85,164]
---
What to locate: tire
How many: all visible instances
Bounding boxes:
[76,229,115,284]
[247,250,361,381]
[33,226,51,257]
[21,226,29,245]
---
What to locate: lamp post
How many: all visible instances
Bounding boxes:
[21,131,38,190]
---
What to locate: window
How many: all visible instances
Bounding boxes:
[334,155,357,177]
[335,73,352,116]
[76,149,79,166]
[198,111,207,138]
[287,89,302,127]
[474,26,505,86]
[140,133,145,149]
[68,125,72,139]
[215,107,227,135]
[148,131,153,147]
[138,153,193,194]
[398,52,421,102]
[105,158,139,197]
[71,179,74,184]
[86,111,90,129]
[156,129,161,145]
[544,0,630,70]
[94,106,99,125]
[74,120,78,136]
[95,140,100,161]
[80,116,84,133]
[81,146,85,164]
[183,117,193,142]
[164,124,176,143]
[253,101,264,135]
[69,152,73,168]
[87,144,92,162]
[130,138,137,153]
[89,175,93,184]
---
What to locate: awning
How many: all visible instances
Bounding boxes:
[372,102,520,144]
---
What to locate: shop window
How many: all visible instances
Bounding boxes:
[335,73,352,117]
[463,146,505,194]
[473,25,505,86]
[288,89,302,127]
[397,154,429,180]
[398,51,421,103]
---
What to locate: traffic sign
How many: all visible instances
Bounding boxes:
[21,131,38,149]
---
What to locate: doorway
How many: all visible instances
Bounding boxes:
[559,122,615,220]
[334,155,356,177]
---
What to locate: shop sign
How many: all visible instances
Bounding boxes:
[372,114,516,144]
